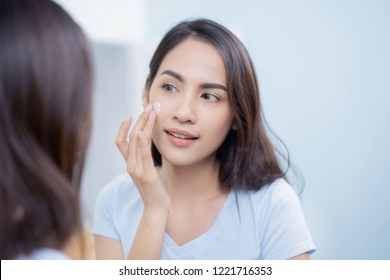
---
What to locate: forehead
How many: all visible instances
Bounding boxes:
[157,38,226,84]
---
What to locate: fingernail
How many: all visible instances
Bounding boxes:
[144,104,153,113]
[153,102,161,114]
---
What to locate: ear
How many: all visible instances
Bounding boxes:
[142,87,149,109]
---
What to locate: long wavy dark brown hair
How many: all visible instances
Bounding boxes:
[146,19,291,191]
[0,0,92,259]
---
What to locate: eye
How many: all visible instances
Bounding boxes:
[201,93,220,102]
[162,83,177,93]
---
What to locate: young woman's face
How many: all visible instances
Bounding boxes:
[148,38,234,167]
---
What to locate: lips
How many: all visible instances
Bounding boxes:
[165,128,198,140]
[165,128,199,147]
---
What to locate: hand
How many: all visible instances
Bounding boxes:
[116,104,170,214]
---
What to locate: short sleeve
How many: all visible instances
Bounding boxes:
[260,180,316,259]
[92,178,121,241]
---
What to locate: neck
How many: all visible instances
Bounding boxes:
[159,156,224,201]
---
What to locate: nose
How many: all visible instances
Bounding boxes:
[173,93,197,124]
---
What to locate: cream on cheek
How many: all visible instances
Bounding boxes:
[153,102,161,113]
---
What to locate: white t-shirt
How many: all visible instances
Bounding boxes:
[16,248,69,260]
[92,174,316,259]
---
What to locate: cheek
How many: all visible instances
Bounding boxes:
[210,110,234,132]
[149,95,173,120]
[151,100,170,135]
[199,114,233,146]
[148,85,162,104]
[149,91,165,111]
[215,119,233,138]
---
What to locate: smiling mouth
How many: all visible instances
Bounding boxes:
[166,131,198,140]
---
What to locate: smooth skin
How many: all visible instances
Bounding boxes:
[94,39,310,260]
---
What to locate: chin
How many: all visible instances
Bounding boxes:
[159,148,217,168]
[161,154,198,167]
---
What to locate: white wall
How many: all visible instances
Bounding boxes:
[58,0,390,259]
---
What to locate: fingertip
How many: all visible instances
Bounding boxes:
[124,114,132,123]
[122,114,132,129]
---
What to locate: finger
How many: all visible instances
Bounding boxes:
[139,131,155,173]
[142,110,157,143]
[128,104,153,166]
[129,104,153,143]
[134,131,144,178]
[115,114,132,158]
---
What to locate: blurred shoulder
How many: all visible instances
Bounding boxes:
[97,173,136,202]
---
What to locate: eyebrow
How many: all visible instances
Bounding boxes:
[161,69,228,92]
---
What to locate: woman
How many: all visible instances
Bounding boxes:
[93,19,316,259]
[0,0,93,259]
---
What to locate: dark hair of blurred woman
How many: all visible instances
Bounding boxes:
[0,0,93,259]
